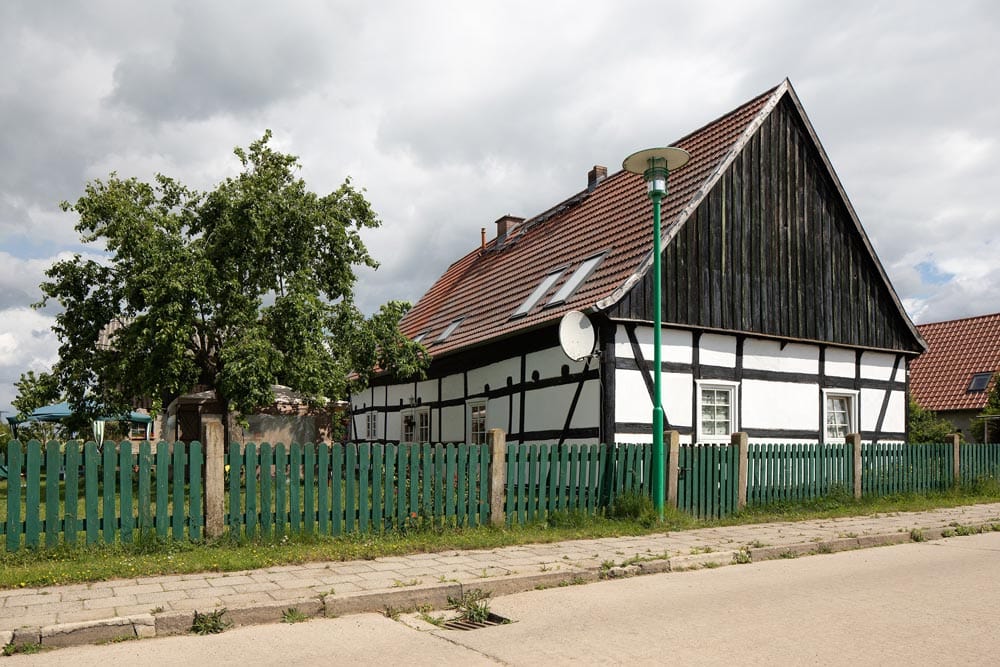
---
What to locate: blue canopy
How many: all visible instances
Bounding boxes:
[6,401,153,440]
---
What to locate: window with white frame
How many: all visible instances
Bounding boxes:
[417,408,431,443]
[823,390,858,441]
[696,381,738,442]
[401,407,429,443]
[468,400,487,445]
[365,412,378,440]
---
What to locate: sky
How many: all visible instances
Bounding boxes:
[1,0,998,419]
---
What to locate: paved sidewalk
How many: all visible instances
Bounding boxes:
[3,503,1000,650]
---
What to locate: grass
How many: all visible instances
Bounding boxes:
[0,483,998,591]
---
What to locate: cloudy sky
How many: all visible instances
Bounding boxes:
[1,0,997,418]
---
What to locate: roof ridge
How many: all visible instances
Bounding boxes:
[917,311,1000,328]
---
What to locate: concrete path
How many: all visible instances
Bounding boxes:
[3,503,999,651]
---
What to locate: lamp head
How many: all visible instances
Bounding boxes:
[622,147,691,195]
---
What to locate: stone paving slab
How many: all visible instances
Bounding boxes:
[2,502,999,652]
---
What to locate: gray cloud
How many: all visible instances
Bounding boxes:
[1,0,998,418]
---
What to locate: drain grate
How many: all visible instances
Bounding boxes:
[442,612,511,631]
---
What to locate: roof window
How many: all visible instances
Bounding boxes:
[412,330,431,344]
[510,268,566,319]
[547,252,606,306]
[435,317,464,343]
[968,372,993,393]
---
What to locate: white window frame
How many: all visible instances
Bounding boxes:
[467,399,487,445]
[400,406,430,443]
[365,412,378,440]
[695,380,739,443]
[417,408,431,443]
[822,389,859,442]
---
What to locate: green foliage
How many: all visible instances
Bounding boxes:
[37,131,428,422]
[191,608,231,634]
[281,607,309,624]
[448,588,492,623]
[908,398,956,444]
[12,370,61,418]
[608,492,658,527]
[971,380,1000,443]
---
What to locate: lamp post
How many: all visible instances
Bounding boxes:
[622,146,690,519]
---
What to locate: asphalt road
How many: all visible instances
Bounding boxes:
[10,533,1000,665]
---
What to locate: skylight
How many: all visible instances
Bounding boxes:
[435,317,464,343]
[510,268,566,319]
[412,330,430,344]
[968,372,993,393]
[547,253,606,306]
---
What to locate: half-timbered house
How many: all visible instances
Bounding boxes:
[351,79,926,446]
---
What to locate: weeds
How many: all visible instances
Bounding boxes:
[191,608,230,635]
[3,643,42,656]
[733,548,752,564]
[281,607,309,624]
[910,528,925,542]
[448,588,492,624]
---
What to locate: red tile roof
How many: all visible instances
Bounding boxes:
[400,84,780,357]
[910,313,1000,412]
[399,79,919,361]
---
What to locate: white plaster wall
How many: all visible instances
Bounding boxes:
[525,347,589,380]
[860,351,897,381]
[441,375,464,401]
[824,347,855,378]
[522,382,600,431]
[882,390,906,433]
[440,405,464,443]
[416,379,438,405]
[614,325,692,364]
[743,340,819,374]
[664,372,693,428]
[741,379,818,429]
[860,388,885,431]
[700,333,737,368]
[615,370,651,423]
[467,358,520,397]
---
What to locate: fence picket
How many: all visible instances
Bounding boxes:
[330,444,343,536]
[66,440,82,544]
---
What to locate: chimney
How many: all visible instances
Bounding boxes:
[495,215,524,247]
[481,227,486,251]
[587,165,608,192]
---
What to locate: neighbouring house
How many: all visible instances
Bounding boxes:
[350,79,925,446]
[162,385,343,447]
[910,312,1000,441]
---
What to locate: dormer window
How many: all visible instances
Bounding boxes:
[435,317,464,343]
[547,252,606,306]
[968,372,993,393]
[510,268,566,319]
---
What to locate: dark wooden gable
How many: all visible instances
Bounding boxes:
[605,93,923,354]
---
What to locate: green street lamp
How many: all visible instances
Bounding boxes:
[622,146,691,519]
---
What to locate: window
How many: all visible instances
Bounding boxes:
[511,268,566,318]
[546,252,606,306]
[696,382,738,442]
[401,407,429,443]
[417,408,430,443]
[435,317,464,343]
[412,330,430,344]
[968,372,993,393]
[468,400,487,445]
[823,390,858,441]
[365,412,378,440]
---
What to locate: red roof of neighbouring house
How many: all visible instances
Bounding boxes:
[910,312,1000,412]
[398,79,920,360]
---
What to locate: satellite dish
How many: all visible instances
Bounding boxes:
[559,310,596,361]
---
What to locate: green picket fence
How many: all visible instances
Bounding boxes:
[959,442,1000,485]
[504,442,650,524]
[747,442,854,506]
[676,443,738,519]
[1,440,202,551]
[225,442,491,536]
[861,442,952,496]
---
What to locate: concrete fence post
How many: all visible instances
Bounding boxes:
[950,433,961,486]
[847,433,862,499]
[489,428,507,526]
[204,419,225,539]
[666,430,680,509]
[732,432,749,509]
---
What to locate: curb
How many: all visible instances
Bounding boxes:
[3,521,997,653]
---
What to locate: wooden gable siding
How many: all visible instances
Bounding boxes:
[606,97,921,354]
